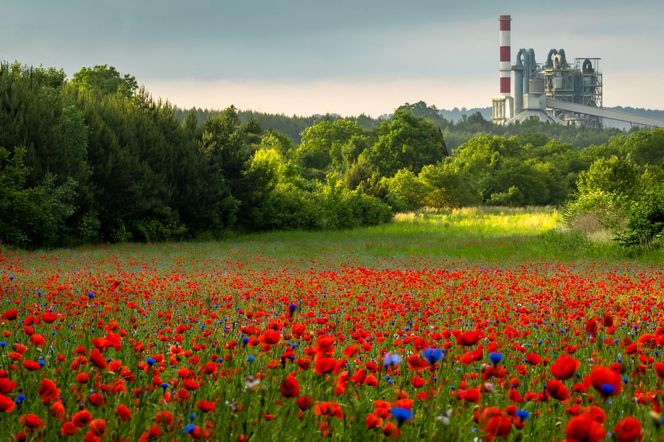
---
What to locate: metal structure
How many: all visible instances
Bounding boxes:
[492,15,513,125]
[491,15,664,129]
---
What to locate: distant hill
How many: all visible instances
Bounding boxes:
[175,101,664,148]
[436,106,664,129]
[439,107,492,122]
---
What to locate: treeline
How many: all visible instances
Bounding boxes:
[2,62,662,249]
[177,100,621,148]
[1,63,444,248]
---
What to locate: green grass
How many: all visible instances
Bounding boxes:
[6,207,662,268]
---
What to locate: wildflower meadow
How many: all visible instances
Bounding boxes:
[1,210,663,441]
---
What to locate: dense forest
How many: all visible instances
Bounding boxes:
[175,101,622,148]
[1,62,663,249]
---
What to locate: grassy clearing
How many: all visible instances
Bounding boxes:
[5,207,662,269]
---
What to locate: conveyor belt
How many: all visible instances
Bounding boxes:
[545,98,664,128]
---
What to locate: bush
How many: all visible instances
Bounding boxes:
[618,184,664,247]
[563,189,626,233]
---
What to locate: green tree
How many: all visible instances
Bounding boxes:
[366,108,447,177]
[295,119,367,178]
[70,65,138,98]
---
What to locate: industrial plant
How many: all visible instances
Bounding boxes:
[492,15,664,129]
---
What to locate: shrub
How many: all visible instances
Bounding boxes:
[618,184,664,247]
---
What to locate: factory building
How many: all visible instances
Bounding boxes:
[492,15,664,129]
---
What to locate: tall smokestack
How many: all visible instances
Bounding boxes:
[499,15,511,95]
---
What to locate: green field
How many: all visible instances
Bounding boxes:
[10,207,661,269]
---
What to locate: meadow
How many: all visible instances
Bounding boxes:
[1,208,663,441]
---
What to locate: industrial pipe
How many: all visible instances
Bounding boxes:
[499,15,511,95]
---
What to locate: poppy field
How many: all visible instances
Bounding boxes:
[1,210,663,441]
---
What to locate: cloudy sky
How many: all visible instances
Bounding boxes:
[2,0,663,116]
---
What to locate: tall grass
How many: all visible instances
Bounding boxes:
[5,207,662,268]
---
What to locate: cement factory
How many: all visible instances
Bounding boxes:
[491,15,664,129]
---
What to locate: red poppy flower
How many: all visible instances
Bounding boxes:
[0,378,17,394]
[22,360,41,371]
[42,312,57,323]
[525,353,542,365]
[61,421,77,436]
[546,379,570,401]
[72,410,93,427]
[411,376,425,388]
[279,374,300,398]
[50,401,65,420]
[654,362,664,380]
[456,331,482,346]
[29,334,46,347]
[76,373,90,384]
[89,418,106,436]
[314,357,337,375]
[316,335,335,351]
[551,355,580,380]
[589,365,622,397]
[155,410,173,426]
[382,421,400,438]
[20,413,45,430]
[38,378,60,404]
[0,394,15,413]
[459,388,481,403]
[485,415,512,440]
[196,400,216,413]
[565,414,606,442]
[90,349,107,370]
[297,396,312,411]
[115,404,132,421]
[366,413,383,429]
[183,378,200,390]
[2,309,18,320]
[89,392,104,407]
[314,401,343,420]
[614,416,643,442]
[259,330,280,345]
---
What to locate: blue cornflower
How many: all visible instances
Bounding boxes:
[0,342,6,348]
[423,348,444,365]
[188,412,197,420]
[184,424,196,433]
[87,292,94,299]
[288,303,297,314]
[383,353,402,367]
[601,384,616,396]
[160,382,169,390]
[15,394,26,405]
[489,352,504,365]
[242,337,249,345]
[247,355,256,362]
[391,407,413,425]
[516,409,530,421]
[146,357,156,366]
[38,359,46,367]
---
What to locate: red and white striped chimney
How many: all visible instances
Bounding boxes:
[499,15,511,95]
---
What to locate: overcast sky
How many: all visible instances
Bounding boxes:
[2,0,663,116]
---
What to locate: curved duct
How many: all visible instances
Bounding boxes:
[513,49,527,115]
[545,49,558,68]
[558,49,568,67]
[553,54,562,69]
[582,58,594,73]
[525,49,536,93]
